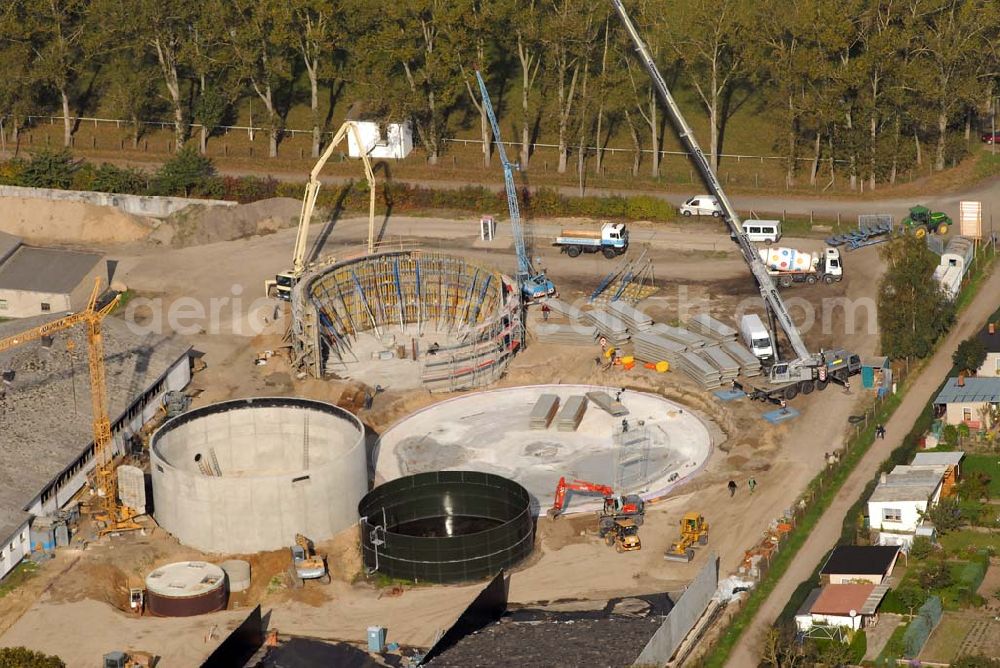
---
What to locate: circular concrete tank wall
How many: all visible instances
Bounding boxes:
[359,471,533,583]
[145,561,228,617]
[151,397,367,554]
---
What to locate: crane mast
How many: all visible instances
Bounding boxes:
[475,71,555,299]
[610,0,814,365]
[0,279,141,534]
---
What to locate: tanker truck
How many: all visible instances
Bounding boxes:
[758,246,842,287]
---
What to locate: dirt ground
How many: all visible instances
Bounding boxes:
[0,197,886,665]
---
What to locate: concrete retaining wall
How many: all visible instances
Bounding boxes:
[0,184,236,219]
[633,553,719,666]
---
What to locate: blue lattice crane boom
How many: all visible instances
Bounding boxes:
[475,70,555,300]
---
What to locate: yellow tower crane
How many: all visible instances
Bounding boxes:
[0,278,142,535]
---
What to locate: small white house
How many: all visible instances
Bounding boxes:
[867,462,953,549]
[795,583,879,634]
[346,121,414,160]
[933,376,1000,426]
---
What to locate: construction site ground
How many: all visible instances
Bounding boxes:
[0,197,883,665]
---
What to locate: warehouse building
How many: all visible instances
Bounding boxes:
[0,231,104,318]
[0,313,191,581]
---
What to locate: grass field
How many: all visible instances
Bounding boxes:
[939,531,1000,555]
[0,561,38,599]
[920,613,975,663]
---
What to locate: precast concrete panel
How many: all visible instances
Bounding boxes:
[151,398,367,554]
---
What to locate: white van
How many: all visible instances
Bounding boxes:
[740,314,774,361]
[741,220,781,243]
[680,195,721,217]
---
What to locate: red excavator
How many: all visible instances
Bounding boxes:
[548,477,645,522]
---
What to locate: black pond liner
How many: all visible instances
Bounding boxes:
[358,471,534,584]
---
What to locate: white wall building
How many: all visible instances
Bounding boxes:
[867,453,962,549]
[0,237,104,319]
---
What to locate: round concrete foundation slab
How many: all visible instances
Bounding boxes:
[375,385,713,513]
[145,561,228,617]
[151,397,367,554]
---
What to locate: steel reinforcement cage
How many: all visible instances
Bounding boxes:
[291,249,523,391]
[358,471,535,584]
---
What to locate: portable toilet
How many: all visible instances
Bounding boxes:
[29,516,55,553]
[367,626,387,653]
[861,356,889,390]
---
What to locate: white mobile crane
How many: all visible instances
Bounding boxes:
[265,121,377,301]
[612,0,859,402]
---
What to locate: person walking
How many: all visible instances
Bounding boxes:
[748,477,757,494]
[728,480,737,497]
[541,303,551,321]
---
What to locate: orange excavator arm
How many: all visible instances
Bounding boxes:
[551,477,615,515]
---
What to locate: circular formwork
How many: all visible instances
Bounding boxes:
[150,397,367,554]
[220,559,251,592]
[291,250,523,391]
[145,561,228,617]
[358,471,534,584]
[374,385,714,512]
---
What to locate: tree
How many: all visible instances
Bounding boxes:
[0,19,36,150]
[665,0,749,172]
[953,337,987,375]
[918,558,954,589]
[290,0,342,158]
[758,626,807,668]
[510,0,546,168]
[878,235,955,359]
[186,7,237,155]
[894,585,926,616]
[155,146,216,196]
[920,497,964,535]
[909,535,935,559]
[91,164,147,195]
[0,647,64,668]
[19,149,77,189]
[103,52,161,149]
[228,0,295,159]
[957,471,991,503]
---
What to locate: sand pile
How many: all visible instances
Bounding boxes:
[0,197,152,244]
[157,197,301,247]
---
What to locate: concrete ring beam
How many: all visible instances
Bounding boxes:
[290,250,523,391]
[374,384,713,513]
[358,471,533,583]
[145,561,228,617]
[150,397,367,554]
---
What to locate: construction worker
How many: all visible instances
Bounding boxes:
[621,418,629,433]
[748,477,757,494]
[541,303,551,321]
[728,480,737,497]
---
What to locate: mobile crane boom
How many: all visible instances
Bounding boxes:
[610,0,812,365]
[475,71,555,300]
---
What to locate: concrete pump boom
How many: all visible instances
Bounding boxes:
[610,0,814,365]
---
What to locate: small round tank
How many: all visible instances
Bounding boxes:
[145,561,228,617]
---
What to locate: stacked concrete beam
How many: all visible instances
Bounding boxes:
[686,314,737,342]
[722,341,762,377]
[556,396,588,432]
[675,351,723,389]
[698,346,740,382]
[535,324,599,346]
[606,302,653,332]
[583,309,630,346]
[651,324,711,349]
[632,332,688,366]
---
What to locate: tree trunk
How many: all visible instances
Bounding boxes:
[199,74,208,155]
[809,132,821,186]
[889,115,900,184]
[427,89,438,165]
[870,114,877,190]
[594,105,604,175]
[935,110,947,171]
[845,108,856,190]
[308,60,320,158]
[153,39,185,152]
[61,88,72,148]
[786,95,796,187]
[964,108,971,141]
[649,89,659,177]
[132,115,141,150]
[709,63,719,172]
[625,110,641,176]
[480,111,491,167]
[517,35,535,168]
[914,129,922,167]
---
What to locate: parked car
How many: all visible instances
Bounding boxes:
[982,132,1000,144]
[679,195,721,217]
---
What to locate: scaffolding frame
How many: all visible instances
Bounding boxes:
[613,422,652,494]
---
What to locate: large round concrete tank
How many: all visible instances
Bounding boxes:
[151,397,367,554]
[145,561,228,617]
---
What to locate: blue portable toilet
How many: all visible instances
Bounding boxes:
[861,356,889,389]
[367,626,387,652]
[29,517,55,553]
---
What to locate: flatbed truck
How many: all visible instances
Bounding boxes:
[554,223,628,259]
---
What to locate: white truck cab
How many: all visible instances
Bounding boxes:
[680,195,721,217]
[740,314,774,361]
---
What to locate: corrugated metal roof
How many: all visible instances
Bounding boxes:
[934,377,1000,404]
[869,466,946,503]
[0,246,101,294]
[911,452,965,467]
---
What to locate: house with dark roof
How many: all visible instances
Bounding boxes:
[820,545,900,586]
[933,376,1000,426]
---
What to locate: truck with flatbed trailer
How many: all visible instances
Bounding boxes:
[759,246,843,286]
[554,222,629,258]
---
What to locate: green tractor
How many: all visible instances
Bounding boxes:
[901,205,951,239]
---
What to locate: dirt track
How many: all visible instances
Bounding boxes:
[726,262,1000,667]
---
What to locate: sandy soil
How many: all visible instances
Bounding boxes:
[0,198,889,664]
[0,197,152,244]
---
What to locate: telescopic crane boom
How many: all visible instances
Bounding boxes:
[610,0,812,364]
[266,121,377,300]
[0,279,141,535]
[475,71,556,300]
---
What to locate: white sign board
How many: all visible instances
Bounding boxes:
[347,121,414,160]
[118,465,147,513]
[959,200,982,239]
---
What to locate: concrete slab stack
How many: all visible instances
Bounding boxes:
[585,391,629,417]
[632,332,688,366]
[650,324,710,349]
[529,394,560,430]
[722,341,762,377]
[583,309,630,346]
[686,314,737,342]
[556,395,588,432]
[534,324,599,346]
[675,351,723,389]
[606,302,653,332]
[698,346,740,383]
[542,298,585,323]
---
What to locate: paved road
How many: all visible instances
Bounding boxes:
[726,260,1000,667]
